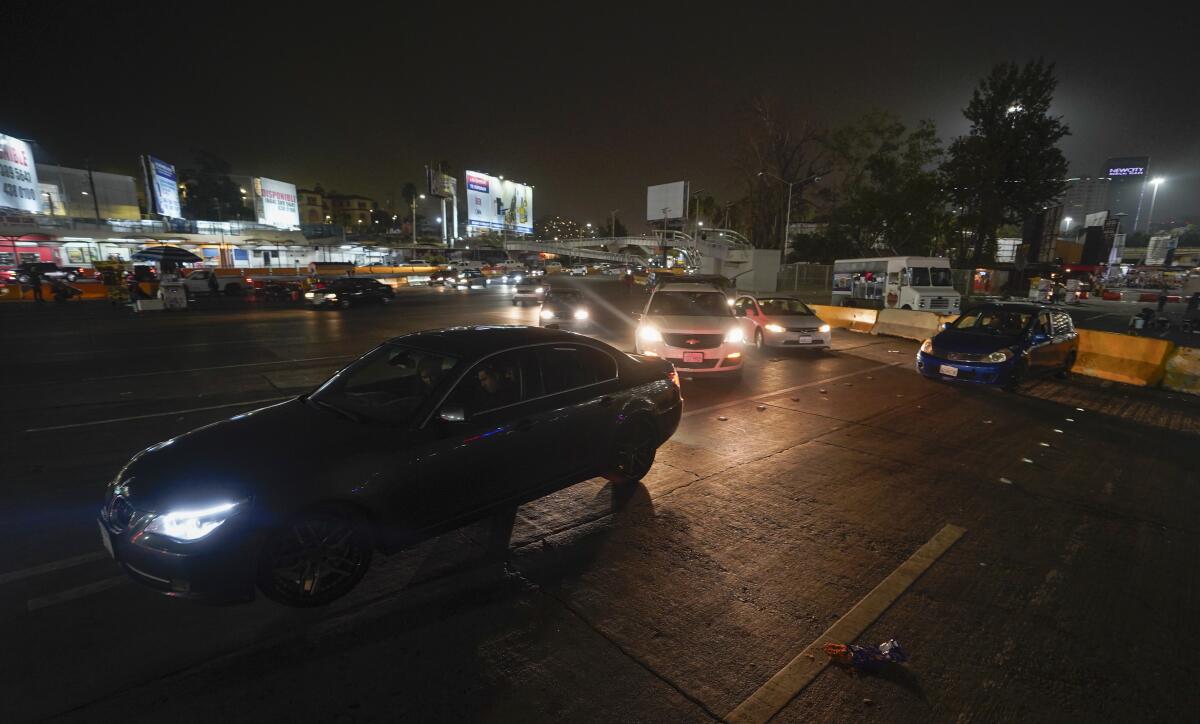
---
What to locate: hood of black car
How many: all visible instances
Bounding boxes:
[113,399,378,513]
[932,329,1022,354]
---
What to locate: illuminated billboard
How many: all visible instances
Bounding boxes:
[142,155,182,218]
[1104,156,1150,178]
[647,181,687,221]
[0,132,41,213]
[465,170,532,233]
[427,167,456,198]
[253,177,300,228]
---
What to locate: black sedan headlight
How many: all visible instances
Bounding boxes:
[142,500,247,543]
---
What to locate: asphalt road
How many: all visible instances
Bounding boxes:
[1,277,1197,722]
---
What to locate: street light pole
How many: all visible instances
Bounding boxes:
[609,209,619,238]
[410,193,425,246]
[1145,177,1165,233]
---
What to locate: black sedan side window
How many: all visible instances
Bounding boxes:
[446,350,527,416]
[536,345,617,394]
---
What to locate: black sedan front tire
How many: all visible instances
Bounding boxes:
[256,505,373,607]
[604,417,658,484]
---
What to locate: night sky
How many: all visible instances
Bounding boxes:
[8,3,1198,232]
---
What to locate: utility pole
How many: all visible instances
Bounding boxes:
[411,193,425,246]
[609,209,619,239]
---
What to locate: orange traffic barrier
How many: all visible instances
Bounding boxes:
[1072,330,1174,387]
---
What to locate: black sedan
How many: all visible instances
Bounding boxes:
[305,278,395,308]
[98,327,682,606]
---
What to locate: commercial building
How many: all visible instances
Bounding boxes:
[35,164,140,220]
[1059,177,1109,231]
[1102,156,1151,232]
[326,193,374,228]
[298,185,330,224]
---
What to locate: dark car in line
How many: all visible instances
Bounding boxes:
[98,326,683,606]
[539,289,592,332]
[305,278,395,309]
[5,262,84,284]
[916,302,1079,389]
[451,269,489,289]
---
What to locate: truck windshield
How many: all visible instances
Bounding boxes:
[909,267,952,286]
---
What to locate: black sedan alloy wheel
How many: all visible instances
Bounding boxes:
[257,507,373,607]
[605,418,657,484]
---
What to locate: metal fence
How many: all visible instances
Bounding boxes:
[775,264,833,302]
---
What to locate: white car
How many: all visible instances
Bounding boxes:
[635,283,745,378]
[569,265,589,276]
[512,280,547,306]
[733,295,832,350]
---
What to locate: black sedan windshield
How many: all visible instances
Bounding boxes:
[309,345,458,424]
[952,309,1032,335]
[649,292,732,316]
[545,291,583,305]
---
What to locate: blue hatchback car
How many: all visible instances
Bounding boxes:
[916,303,1079,389]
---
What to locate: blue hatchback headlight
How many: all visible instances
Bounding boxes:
[987,349,1013,363]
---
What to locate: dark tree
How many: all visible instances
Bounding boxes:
[820,111,948,257]
[179,151,253,221]
[940,60,1070,266]
[599,214,628,237]
[734,97,829,249]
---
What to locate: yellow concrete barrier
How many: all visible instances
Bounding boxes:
[870,308,945,341]
[809,305,878,333]
[1162,345,1200,396]
[1072,330,1174,387]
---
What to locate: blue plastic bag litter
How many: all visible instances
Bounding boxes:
[823,639,909,672]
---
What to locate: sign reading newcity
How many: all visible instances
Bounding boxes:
[253,177,300,228]
[1104,156,1150,178]
[0,132,41,213]
[465,170,532,233]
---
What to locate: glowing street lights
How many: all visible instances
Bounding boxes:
[411,193,426,245]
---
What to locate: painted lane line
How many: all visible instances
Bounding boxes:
[726,523,967,724]
[24,396,291,433]
[0,552,110,586]
[27,576,128,612]
[682,362,900,419]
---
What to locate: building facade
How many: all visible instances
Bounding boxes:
[326,193,374,228]
[1059,177,1110,231]
[34,164,140,220]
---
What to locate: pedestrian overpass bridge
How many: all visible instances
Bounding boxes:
[503,229,754,277]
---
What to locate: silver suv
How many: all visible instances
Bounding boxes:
[635,282,745,378]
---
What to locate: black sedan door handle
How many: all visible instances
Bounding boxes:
[515,419,534,432]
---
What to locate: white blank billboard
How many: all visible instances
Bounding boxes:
[647,181,686,222]
[465,170,532,233]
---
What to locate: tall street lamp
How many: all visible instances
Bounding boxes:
[758,171,820,264]
[609,209,619,238]
[411,193,426,245]
[1145,177,1165,233]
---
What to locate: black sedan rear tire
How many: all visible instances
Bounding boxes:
[256,505,373,607]
[604,417,658,485]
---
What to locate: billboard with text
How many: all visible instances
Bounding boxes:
[0,132,40,213]
[253,177,300,228]
[465,170,532,233]
[143,155,182,218]
[1104,156,1150,178]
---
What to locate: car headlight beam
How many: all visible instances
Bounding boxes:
[724,327,745,344]
[638,324,662,343]
[819,324,831,333]
[540,309,555,320]
[143,501,243,543]
[920,338,934,354]
[573,309,589,320]
[987,349,1013,363]
[764,323,785,333]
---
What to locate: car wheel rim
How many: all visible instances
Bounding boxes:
[615,435,654,478]
[266,517,367,600]
[756,331,764,349]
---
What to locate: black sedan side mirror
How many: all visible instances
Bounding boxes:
[438,404,467,423]
[940,322,952,331]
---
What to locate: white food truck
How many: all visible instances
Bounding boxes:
[831,256,961,314]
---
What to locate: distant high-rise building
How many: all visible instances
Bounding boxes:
[1059,177,1110,229]
[1103,156,1151,232]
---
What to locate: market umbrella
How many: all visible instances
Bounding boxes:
[131,245,202,263]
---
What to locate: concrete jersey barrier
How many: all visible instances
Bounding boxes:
[1071,330,1174,387]
[1160,345,1200,395]
[808,305,878,333]
[870,308,945,341]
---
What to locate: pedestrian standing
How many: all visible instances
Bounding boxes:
[28,269,44,302]
[1157,288,1168,314]
[1187,292,1200,317]
[207,270,219,295]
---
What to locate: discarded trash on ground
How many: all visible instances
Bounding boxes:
[717,416,728,421]
[999,477,1013,485]
[756,405,766,411]
[823,639,909,673]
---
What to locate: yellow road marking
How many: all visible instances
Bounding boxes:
[727,523,967,724]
